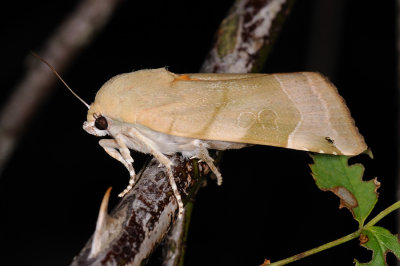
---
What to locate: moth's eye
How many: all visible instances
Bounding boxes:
[94,116,108,130]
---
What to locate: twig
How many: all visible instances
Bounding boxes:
[201,0,295,73]
[0,0,122,175]
[71,156,208,265]
[269,201,400,265]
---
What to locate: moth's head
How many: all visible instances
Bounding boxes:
[83,113,109,137]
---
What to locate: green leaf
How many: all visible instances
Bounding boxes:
[355,226,400,265]
[309,153,379,226]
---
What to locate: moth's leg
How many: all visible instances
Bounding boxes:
[98,138,136,197]
[126,129,184,218]
[192,141,223,185]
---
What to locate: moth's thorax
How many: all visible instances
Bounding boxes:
[87,68,177,123]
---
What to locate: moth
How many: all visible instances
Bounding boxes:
[36,55,367,218]
[83,68,367,217]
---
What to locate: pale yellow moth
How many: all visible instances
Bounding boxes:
[83,68,366,217]
[34,55,367,218]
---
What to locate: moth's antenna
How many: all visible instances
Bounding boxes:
[31,51,90,109]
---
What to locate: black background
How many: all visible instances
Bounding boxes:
[0,1,397,265]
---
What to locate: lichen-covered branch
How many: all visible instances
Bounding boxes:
[71,0,294,265]
[201,0,295,73]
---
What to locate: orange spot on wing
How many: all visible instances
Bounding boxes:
[173,74,200,82]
